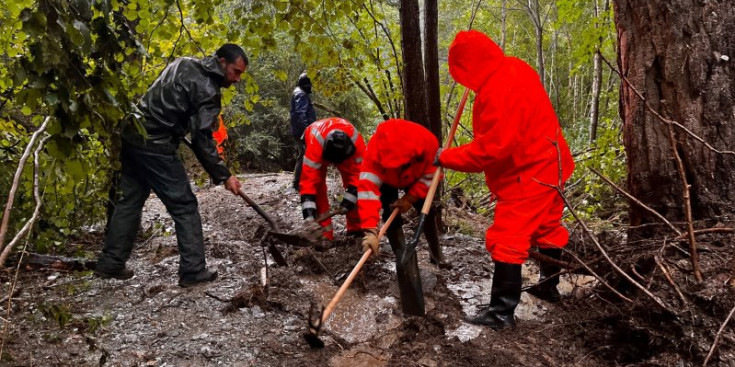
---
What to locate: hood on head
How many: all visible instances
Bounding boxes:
[366,119,430,168]
[448,30,504,91]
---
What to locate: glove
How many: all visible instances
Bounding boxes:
[433,147,444,166]
[361,228,380,255]
[301,194,317,220]
[340,185,358,212]
[390,194,418,214]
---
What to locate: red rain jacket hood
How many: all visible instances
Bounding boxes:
[441,31,575,200]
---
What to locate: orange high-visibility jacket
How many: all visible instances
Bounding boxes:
[357,119,439,229]
[439,30,574,200]
[300,117,366,197]
[212,115,228,159]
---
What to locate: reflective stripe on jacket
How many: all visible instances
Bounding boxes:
[357,119,439,229]
[299,117,365,197]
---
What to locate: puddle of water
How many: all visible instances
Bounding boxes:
[302,278,401,345]
[446,323,483,342]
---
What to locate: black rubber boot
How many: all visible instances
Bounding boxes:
[179,268,218,288]
[466,262,522,330]
[527,248,562,303]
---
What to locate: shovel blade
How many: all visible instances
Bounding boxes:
[394,241,425,316]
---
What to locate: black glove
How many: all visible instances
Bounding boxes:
[433,147,444,166]
[301,194,317,220]
[340,185,358,212]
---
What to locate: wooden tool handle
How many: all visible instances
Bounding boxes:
[419,88,471,215]
[320,208,400,322]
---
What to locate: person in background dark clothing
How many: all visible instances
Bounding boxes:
[290,72,317,190]
[95,44,247,288]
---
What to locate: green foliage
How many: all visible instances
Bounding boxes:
[0,0,623,253]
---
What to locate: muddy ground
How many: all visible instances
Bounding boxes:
[1,172,733,366]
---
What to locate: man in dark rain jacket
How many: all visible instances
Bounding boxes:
[94,44,247,287]
[290,72,317,191]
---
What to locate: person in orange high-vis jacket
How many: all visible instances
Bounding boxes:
[300,117,365,240]
[212,115,228,160]
[436,30,575,330]
[357,118,447,316]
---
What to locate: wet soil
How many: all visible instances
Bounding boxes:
[1,172,733,366]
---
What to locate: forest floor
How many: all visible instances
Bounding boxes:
[1,172,733,367]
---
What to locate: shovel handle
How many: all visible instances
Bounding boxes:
[418,87,471,216]
[237,191,281,231]
[320,208,399,323]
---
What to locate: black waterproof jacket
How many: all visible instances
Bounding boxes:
[289,86,316,139]
[123,56,231,184]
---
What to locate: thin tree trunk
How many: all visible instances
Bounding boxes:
[399,0,429,125]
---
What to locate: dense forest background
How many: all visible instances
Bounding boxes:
[0,0,621,253]
[1,1,734,365]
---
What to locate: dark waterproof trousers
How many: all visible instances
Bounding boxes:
[96,143,206,276]
[293,136,306,190]
[380,185,440,316]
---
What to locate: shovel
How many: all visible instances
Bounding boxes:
[268,208,347,246]
[235,191,288,266]
[304,208,400,349]
[181,137,288,266]
[400,88,471,266]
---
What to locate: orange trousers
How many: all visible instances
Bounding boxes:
[485,186,568,264]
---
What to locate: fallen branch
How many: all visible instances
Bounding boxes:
[703,303,735,367]
[563,248,633,303]
[654,255,688,307]
[589,168,681,237]
[537,134,673,313]
[674,228,734,241]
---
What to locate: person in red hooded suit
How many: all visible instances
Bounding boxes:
[358,118,447,316]
[436,30,575,329]
[300,117,365,240]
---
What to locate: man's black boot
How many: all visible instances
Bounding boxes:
[179,268,218,288]
[466,262,522,330]
[527,248,562,303]
[423,210,452,270]
[94,267,135,280]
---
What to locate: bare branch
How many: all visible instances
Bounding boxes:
[598,52,735,156]
[0,134,51,266]
[590,168,682,236]
[0,116,51,256]
[703,303,735,367]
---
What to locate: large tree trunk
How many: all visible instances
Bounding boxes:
[614,0,735,230]
[399,0,429,125]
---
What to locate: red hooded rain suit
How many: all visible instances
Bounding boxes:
[439,30,575,264]
[358,119,439,230]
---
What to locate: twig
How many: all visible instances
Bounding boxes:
[175,0,205,56]
[703,303,735,367]
[563,248,633,303]
[654,255,688,307]
[0,116,51,256]
[666,123,702,282]
[674,228,734,241]
[0,134,51,264]
[589,168,681,237]
[537,136,673,313]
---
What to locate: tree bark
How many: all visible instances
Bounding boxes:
[423,0,441,141]
[613,0,735,231]
[399,0,429,125]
